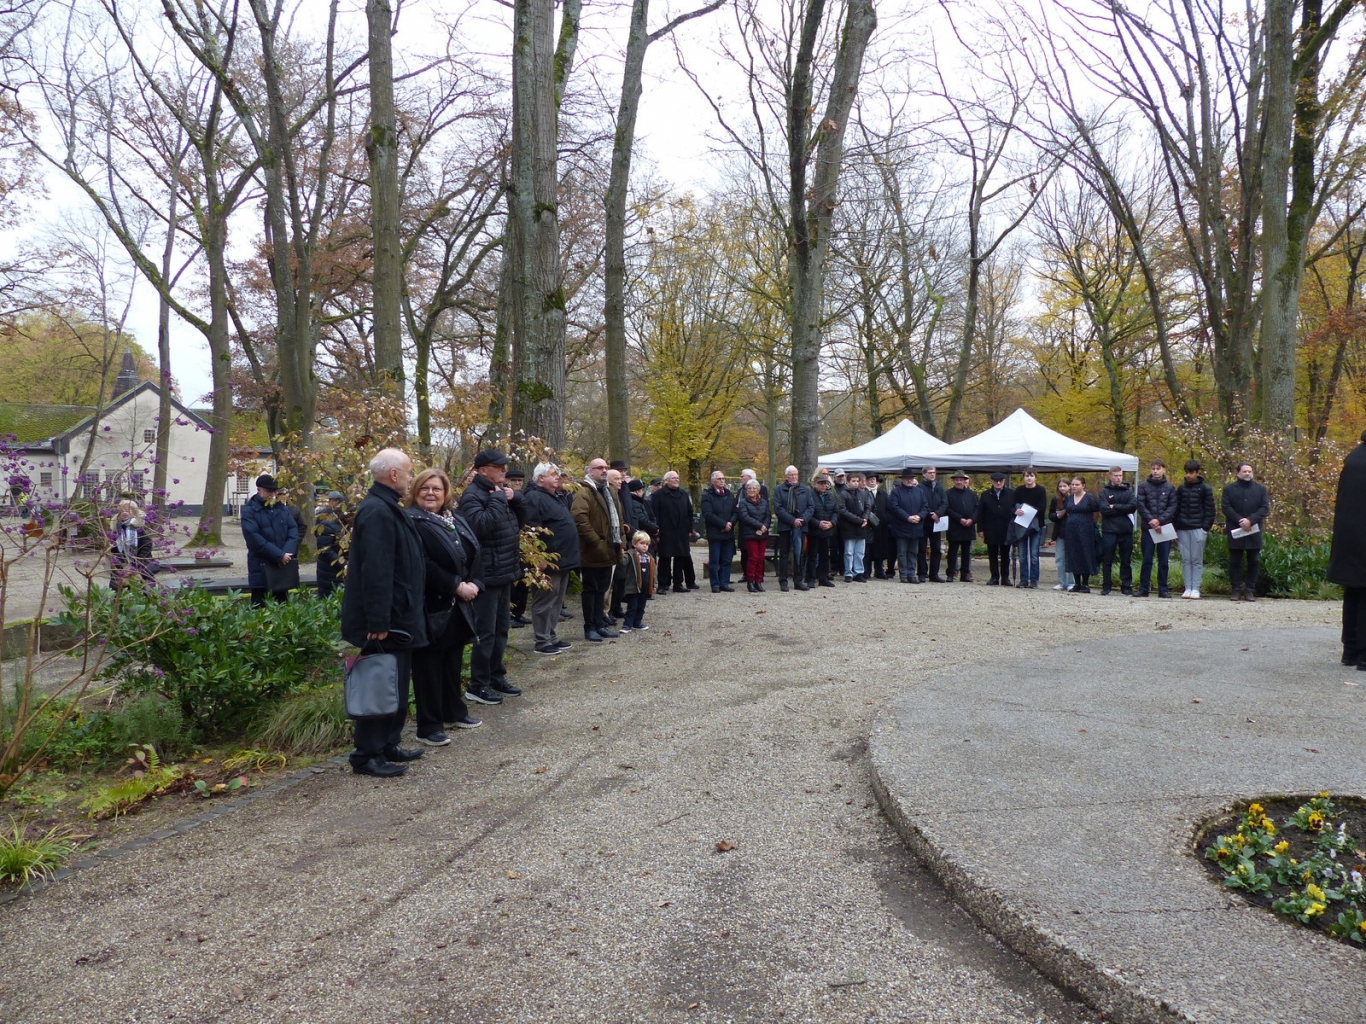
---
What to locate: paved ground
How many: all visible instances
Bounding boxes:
[0,571,1343,1023]
[872,624,1366,1024]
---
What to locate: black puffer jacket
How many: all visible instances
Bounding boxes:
[737,494,772,540]
[1136,476,1178,527]
[1098,481,1138,535]
[838,486,873,541]
[1173,477,1216,531]
[457,474,526,587]
[520,482,581,573]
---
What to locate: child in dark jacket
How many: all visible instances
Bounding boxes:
[620,531,656,632]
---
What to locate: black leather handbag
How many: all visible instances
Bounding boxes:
[261,557,300,593]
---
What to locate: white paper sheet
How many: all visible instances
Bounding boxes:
[1229,523,1261,539]
[1148,523,1177,543]
[933,516,949,533]
[1013,506,1037,528]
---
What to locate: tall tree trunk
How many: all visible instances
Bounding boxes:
[509,0,569,448]
[787,0,877,478]
[366,0,405,408]
[489,242,515,437]
[154,185,178,511]
[196,202,235,547]
[604,0,725,466]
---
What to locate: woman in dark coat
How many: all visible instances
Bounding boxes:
[1060,475,1100,593]
[1329,431,1366,668]
[406,467,484,744]
[736,480,772,592]
[650,472,697,592]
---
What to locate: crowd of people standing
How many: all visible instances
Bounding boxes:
[324,446,1294,779]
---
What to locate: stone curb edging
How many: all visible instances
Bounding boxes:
[868,745,1191,1024]
[0,753,350,906]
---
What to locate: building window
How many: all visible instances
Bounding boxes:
[39,472,52,487]
[143,429,156,443]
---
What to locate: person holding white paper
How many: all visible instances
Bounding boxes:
[1136,459,1178,598]
[1222,462,1270,602]
[1174,460,1217,598]
[1012,469,1048,589]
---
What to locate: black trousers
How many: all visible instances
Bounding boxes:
[1228,548,1261,593]
[805,533,834,582]
[610,572,627,617]
[412,617,472,739]
[351,649,412,765]
[947,539,972,579]
[776,530,804,582]
[1343,587,1366,662]
[917,533,943,579]
[1099,531,1134,589]
[658,552,695,590]
[470,583,511,692]
[510,578,528,618]
[316,552,342,598]
[580,565,613,632]
[987,543,1010,582]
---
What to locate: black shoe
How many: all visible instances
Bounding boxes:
[962,575,974,583]
[450,715,483,729]
[605,615,620,626]
[819,579,836,588]
[554,639,573,649]
[1137,589,1149,597]
[853,574,867,583]
[1158,590,1171,599]
[794,581,810,591]
[929,575,946,583]
[491,682,521,697]
[352,757,407,778]
[711,586,721,593]
[746,581,756,592]
[873,571,888,580]
[909,576,922,584]
[417,732,450,746]
[559,609,575,619]
[534,642,561,654]
[987,577,999,586]
[1344,648,1359,666]
[673,586,688,593]
[1029,581,1039,589]
[1101,588,1112,596]
[1121,587,1133,596]
[466,687,504,705]
[597,628,620,639]
[1015,580,1028,589]
[719,585,735,592]
[383,745,425,762]
[754,582,765,592]
[510,615,530,628]
[686,583,700,590]
[584,630,605,643]
[779,581,789,592]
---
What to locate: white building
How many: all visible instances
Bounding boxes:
[2,353,264,516]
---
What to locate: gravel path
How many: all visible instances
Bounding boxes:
[0,574,1334,1024]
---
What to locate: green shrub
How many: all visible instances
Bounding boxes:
[0,819,80,885]
[252,685,350,757]
[6,694,189,770]
[1259,533,1338,599]
[57,586,343,741]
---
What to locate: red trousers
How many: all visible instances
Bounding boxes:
[742,538,767,582]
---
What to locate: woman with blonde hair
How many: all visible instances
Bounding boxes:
[405,467,484,743]
[110,499,155,587]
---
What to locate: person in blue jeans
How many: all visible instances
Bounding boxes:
[1011,468,1048,588]
[700,470,738,593]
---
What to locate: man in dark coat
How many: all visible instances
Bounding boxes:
[945,471,978,582]
[977,472,1014,586]
[700,470,739,593]
[458,449,526,702]
[240,473,300,606]
[572,457,628,640]
[866,474,893,579]
[1136,459,1178,598]
[341,449,427,778]
[521,462,581,655]
[1098,467,1138,596]
[314,491,346,598]
[804,474,843,587]
[838,471,874,582]
[917,466,949,582]
[1222,462,1271,602]
[888,467,928,583]
[1329,431,1366,669]
[651,471,697,592]
[772,465,813,592]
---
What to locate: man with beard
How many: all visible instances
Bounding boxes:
[1329,432,1366,669]
[1222,462,1270,602]
[651,470,697,593]
[887,467,928,583]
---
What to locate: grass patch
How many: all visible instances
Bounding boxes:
[252,686,350,757]
[0,818,84,885]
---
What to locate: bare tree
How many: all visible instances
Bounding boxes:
[367,0,405,407]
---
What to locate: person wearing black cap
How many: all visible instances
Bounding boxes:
[945,471,978,582]
[314,490,347,598]
[241,473,300,606]
[1330,431,1366,668]
[977,472,1014,586]
[459,449,526,703]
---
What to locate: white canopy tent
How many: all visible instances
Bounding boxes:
[938,408,1140,473]
[818,418,953,474]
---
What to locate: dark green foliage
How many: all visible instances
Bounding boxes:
[7,694,188,770]
[1258,532,1340,599]
[57,585,342,741]
[252,685,350,756]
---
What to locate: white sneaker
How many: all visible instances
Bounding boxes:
[1181,589,1191,598]
[1191,589,1201,600]
[1053,583,1065,591]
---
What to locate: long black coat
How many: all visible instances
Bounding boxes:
[868,487,891,558]
[1222,478,1271,551]
[341,482,427,648]
[945,486,978,543]
[520,482,582,573]
[1062,493,1100,576]
[1329,438,1366,587]
[651,485,695,557]
[406,507,483,637]
[977,486,1014,545]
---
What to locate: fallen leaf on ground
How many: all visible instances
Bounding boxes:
[715,840,736,853]
[506,870,524,879]
[1191,698,1203,704]
[532,766,548,774]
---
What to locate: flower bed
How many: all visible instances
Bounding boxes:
[1201,795,1366,947]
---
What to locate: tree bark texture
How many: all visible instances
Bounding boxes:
[366,0,405,407]
[787,0,876,479]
